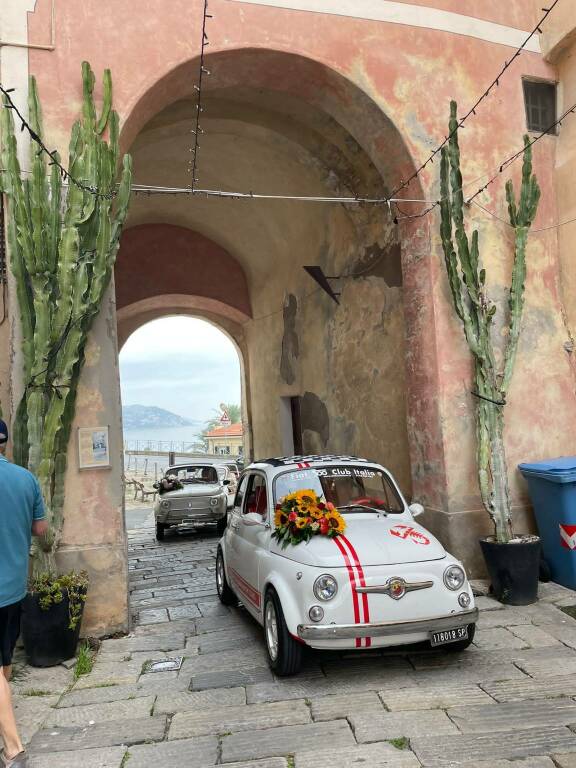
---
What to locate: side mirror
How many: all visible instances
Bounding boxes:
[409,502,425,519]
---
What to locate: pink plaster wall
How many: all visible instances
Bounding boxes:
[16,0,576,579]
[115,224,252,319]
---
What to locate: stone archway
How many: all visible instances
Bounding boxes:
[115,47,440,502]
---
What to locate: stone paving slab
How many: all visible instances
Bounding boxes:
[29,715,167,753]
[12,665,73,695]
[380,682,494,711]
[350,709,458,743]
[29,746,127,768]
[123,735,217,767]
[167,605,203,620]
[472,627,529,650]
[481,675,576,702]
[190,666,274,690]
[447,699,576,733]
[295,742,421,768]
[12,695,60,744]
[507,624,563,647]
[43,696,156,728]
[221,719,355,763]
[219,760,288,768]
[555,755,576,768]
[411,727,576,767]
[180,647,269,674]
[514,655,576,678]
[99,633,186,654]
[155,686,246,714]
[443,759,554,768]
[310,690,384,721]
[56,683,157,708]
[169,699,311,739]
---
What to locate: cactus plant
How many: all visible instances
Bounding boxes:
[0,62,132,573]
[439,100,540,543]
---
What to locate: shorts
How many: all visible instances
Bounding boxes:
[0,600,22,667]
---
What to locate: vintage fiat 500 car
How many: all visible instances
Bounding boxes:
[154,463,230,540]
[216,455,478,676]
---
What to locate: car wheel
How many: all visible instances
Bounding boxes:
[263,588,302,677]
[216,514,228,535]
[156,522,167,541]
[441,623,476,652]
[216,547,237,606]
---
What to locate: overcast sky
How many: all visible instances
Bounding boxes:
[119,317,242,424]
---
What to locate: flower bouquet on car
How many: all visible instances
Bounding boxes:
[154,474,184,495]
[273,489,346,548]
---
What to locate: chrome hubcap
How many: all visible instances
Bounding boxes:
[265,599,279,661]
[216,555,224,594]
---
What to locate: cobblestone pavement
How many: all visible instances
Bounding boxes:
[13,512,576,767]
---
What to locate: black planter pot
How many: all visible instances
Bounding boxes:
[22,590,85,667]
[479,536,541,606]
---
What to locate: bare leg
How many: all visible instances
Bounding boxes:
[0,667,23,760]
[2,667,11,682]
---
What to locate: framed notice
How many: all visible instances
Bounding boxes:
[78,426,111,470]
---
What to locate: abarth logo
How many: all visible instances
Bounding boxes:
[560,524,576,550]
[387,578,406,600]
[390,524,430,545]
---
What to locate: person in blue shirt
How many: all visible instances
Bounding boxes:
[0,419,47,768]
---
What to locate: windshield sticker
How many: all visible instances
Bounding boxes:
[390,525,430,546]
[284,468,377,481]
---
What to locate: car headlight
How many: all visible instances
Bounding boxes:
[313,574,338,601]
[210,497,221,507]
[161,500,170,510]
[444,564,465,591]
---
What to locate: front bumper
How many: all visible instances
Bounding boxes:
[297,607,478,641]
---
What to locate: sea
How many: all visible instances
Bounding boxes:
[123,425,206,476]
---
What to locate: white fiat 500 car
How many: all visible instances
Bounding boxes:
[216,455,478,676]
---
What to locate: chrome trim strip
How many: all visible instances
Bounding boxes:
[356,580,433,595]
[297,608,478,640]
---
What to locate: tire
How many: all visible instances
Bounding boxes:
[216,514,228,536]
[156,522,167,541]
[263,588,302,676]
[441,623,476,652]
[216,547,237,606]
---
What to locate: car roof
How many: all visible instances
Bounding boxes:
[167,463,227,471]
[248,454,382,473]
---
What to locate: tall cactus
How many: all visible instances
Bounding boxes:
[0,62,132,573]
[439,100,540,543]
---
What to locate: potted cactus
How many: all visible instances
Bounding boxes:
[0,62,131,661]
[439,101,541,604]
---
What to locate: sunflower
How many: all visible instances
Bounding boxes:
[327,512,346,534]
[310,507,324,520]
[274,509,289,528]
[295,516,308,530]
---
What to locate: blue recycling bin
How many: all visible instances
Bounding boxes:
[519,457,576,589]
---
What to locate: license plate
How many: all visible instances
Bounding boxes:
[430,626,468,647]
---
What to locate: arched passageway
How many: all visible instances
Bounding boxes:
[114,48,438,500]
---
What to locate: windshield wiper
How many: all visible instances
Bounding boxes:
[337,504,388,515]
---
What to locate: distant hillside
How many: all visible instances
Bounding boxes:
[122,404,195,429]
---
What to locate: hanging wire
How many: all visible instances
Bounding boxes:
[0,85,114,200]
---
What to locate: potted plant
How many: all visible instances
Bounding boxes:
[0,62,131,660]
[22,572,89,667]
[439,101,541,605]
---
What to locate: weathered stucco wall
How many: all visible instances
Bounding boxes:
[1,0,574,632]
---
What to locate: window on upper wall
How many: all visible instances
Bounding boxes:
[522,80,557,134]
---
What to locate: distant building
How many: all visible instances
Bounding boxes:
[205,424,243,457]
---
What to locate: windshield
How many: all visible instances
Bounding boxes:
[274,465,404,514]
[167,466,219,484]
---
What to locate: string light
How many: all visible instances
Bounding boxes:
[189,0,212,191]
[465,100,576,204]
[384,0,562,203]
[0,85,115,200]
